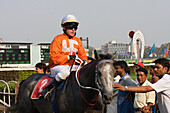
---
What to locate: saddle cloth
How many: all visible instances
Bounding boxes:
[31,75,53,99]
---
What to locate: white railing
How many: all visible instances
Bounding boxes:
[0,80,18,107]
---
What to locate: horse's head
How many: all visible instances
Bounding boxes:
[94,50,116,104]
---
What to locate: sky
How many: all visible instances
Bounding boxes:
[0,0,170,48]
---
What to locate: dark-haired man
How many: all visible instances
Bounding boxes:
[134,62,144,84]
[114,58,170,113]
[150,65,159,84]
[114,61,137,113]
[35,62,46,74]
[134,67,155,113]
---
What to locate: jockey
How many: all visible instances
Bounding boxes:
[42,14,88,97]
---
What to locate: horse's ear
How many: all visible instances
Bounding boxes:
[94,49,101,60]
[111,51,117,60]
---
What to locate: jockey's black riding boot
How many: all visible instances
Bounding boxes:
[42,78,62,98]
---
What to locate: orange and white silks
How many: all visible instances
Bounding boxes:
[49,33,88,68]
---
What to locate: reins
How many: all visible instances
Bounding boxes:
[77,70,100,106]
[75,58,100,92]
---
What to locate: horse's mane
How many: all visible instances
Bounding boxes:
[80,59,97,71]
[99,53,113,60]
[80,53,113,71]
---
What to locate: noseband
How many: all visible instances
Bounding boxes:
[95,60,113,90]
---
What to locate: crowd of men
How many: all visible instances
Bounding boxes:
[111,58,170,113]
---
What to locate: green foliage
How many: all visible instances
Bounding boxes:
[129,66,136,75]
[17,70,35,81]
[0,70,35,82]
[0,82,16,92]
[0,71,18,82]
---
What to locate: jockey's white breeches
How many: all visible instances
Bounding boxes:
[50,65,79,81]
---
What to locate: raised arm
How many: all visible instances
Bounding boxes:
[113,83,154,93]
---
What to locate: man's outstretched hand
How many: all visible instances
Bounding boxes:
[113,83,126,91]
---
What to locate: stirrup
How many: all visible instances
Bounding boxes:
[44,86,55,99]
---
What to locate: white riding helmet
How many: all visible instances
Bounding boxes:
[61,14,79,25]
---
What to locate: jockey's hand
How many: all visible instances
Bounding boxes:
[141,106,151,113]
[82,60,87,66]
[69,55,76,60]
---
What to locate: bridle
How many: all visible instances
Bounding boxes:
[95,60,114,90]
[75,58,113,92]
[75,58,113,106]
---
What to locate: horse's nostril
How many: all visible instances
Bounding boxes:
[104,94,113,101]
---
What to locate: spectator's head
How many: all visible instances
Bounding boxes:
[150,65,159,83]
[134,62,144,71]
[35,62,46,74]
[136,67,148,85]
[114,61,130,77]
[45,66,51,74]
[150,65,156,75]
[154,58,170,78]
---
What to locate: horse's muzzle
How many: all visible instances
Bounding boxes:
[103,94,113,104]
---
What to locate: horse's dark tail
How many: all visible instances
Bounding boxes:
[0,105,7,111]
[0,104,17,112]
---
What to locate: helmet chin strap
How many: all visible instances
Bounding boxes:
[63,29,76,39]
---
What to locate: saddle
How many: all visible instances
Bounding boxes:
[31,75,53,99]
[31,75,66,99]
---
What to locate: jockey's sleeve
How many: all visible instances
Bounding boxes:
[50,37,69,65]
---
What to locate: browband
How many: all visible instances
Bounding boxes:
[97,60,113,65]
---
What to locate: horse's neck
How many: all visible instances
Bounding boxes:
[78,61,100,102]
[79,61,97,87]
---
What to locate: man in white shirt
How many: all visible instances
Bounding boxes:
[134,67,155,113]
[114,58,170,113]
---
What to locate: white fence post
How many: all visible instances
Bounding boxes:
[0,80,18,107]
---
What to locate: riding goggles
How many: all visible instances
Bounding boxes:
[67,25,78,30]
[65,23,78,30]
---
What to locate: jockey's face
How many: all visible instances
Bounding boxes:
[62,22,78,37]
[65,28,76,37]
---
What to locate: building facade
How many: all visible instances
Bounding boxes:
[101,40,130,59]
